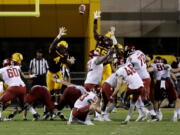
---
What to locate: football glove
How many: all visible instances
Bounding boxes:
[94,11,101,20]
[57,27,67,39]
[67,56,76,64]
[29,74,37,78]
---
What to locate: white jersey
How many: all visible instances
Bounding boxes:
[162,64,172,78]
[0,81,4,93]
[0,66,25,87]
[115,63,144,89]
[151,63,166,80]
[105,73,117,88]
[84,57,103,85]
[126,50,150,79]
[74,92,98,109]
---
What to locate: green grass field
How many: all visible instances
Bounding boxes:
[0,109,180,135]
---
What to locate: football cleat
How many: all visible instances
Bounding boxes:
[84,120,94,126]
[94,115,104,122]
[156,110,163,121]
[42,114,50,120]
[102,114,112,122]
[121,121,128,125]
[135,112,148,122]
[0,118,4,122]
[3,118,12,121]
[147,115,159,122]
[57,112,67,121]
[32,113,40,121]
[172,117,177,122]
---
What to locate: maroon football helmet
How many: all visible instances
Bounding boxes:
[124,45,136,56]
[88,50,100,58]
[3,58,14,67]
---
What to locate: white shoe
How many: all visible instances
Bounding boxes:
[135,115,145,122]
[103,117,112,122]
[103,114,112,122]
[121,115,131,124]
[125,115,131,122]
[84,120,94,125]
[3,118,12,121]
[156,110,163,121]
[94,115,104,122]
[172,117,177,122]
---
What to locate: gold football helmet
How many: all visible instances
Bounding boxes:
[57,40,68,49]
[12,52,23,64]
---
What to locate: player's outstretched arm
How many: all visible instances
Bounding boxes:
[93,11,101,40]
[171,67,180,73]
[49,27,67,53]
[95,48,114,65]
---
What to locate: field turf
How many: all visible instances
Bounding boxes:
[0,109,180,135]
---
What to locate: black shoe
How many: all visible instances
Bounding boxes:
[23,117,28,121]
[148,115,159,122]
[57,112,67,121]
[42,113,50,120]
[33,113,40,121]
[7,113,15,119]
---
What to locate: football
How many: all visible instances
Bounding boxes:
[79,4,86,14]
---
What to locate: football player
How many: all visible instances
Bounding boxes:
[125,45,156,121]
[56,84,87,111]
[113,62,157,124]
[148,57,180,121]
[46,27,75,104]
[84,49,114,93]
[0,59,35,121]
[93,11,114,84]
[101,73,122,121]
[67,91,101,125]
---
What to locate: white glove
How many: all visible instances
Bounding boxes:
[94,11,101,20]
[57,27,67,38]
[29,74,37,78]
[68,56,76,64]
[110,26,115,36]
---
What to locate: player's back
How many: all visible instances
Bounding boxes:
[85,57,103,85]
[68,85,87,95]
[151,63,166,80]
[74,92,98,108]
[127,50,150,79]
[115,63,144,89]
[0,65,25,87]
[105,73,117,88]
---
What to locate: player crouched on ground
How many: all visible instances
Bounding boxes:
[67,91,101,125]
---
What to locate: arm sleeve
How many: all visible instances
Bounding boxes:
[49,37,61,54]
[94,19,100,40]
[45,59,49,69]
[29,60,33,69]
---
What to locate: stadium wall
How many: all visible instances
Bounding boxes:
[0,0,100,70]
